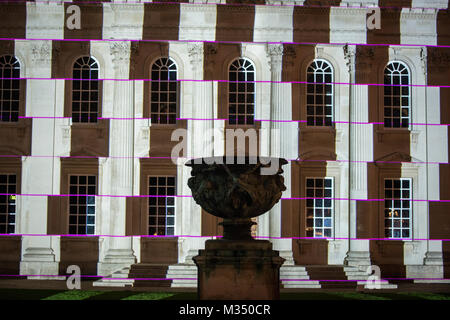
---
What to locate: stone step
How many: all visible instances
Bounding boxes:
[282,281,322,289]
[280,266,307,271]
[358,280,398,289]
[414,279,450,284]
[92,278,135,287]
[93,267,134,288]
[171,280,198,288]
[345,270,369,276]
[167,264,198,288]
[280,275,310,280]
[128,263,173,288]
[347,275,370,280]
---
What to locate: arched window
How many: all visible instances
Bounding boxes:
[72,56,99,123]
[150,57,178,125]
[306,59,333,126]
[0,55,20,122]
[383,61,410,128]
[228,58,255,125]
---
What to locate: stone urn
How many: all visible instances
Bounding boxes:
[185,156,287,300]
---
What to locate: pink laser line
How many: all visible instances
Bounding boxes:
[3,77,450,88]
[2,192,450,202]
[0,233,448,241]
[0,0,448,11]
[1,36,450,49]
[0,154,448,166]
[15,116,450,127]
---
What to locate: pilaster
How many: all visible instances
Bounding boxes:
[343,44,371,268]
[16,40,61,277]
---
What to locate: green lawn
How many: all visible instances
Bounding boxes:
[0,289,449,300]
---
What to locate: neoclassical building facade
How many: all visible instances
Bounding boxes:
[0,0,449,288]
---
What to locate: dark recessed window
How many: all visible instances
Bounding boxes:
[384,178,411,239]
[148,175,176,236]
[150,58,178,125]
[305,177,333,238]
[0,174,16,234]
[72,57,99,123]
[384,62,410,129]
[306,59,333,127]
[68,175,96,235]
[228,58,255,125]
[0,55,20,122]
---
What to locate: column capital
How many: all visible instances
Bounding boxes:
[188,43,204,73]
[31,41,52,65]
[343,44,356,74]
[266,43,283,75]
[109,41,131,73]
[420,47,427,76]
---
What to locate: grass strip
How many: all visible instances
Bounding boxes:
[42,290,104,300]
[122,292,176,300]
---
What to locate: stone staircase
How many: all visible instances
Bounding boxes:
[128,264,173,288]
[344,265,398,289]
[280,265,321,288]
[93,267,134,288]
[93,263,398,290]
[166,264,198,288]
[305,265,358,289]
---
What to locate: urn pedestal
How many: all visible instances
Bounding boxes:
[193,239,285,300]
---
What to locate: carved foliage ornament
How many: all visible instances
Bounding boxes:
[109,41,130,69]
[31,42,51,64]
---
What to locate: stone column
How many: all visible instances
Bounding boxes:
[98,41,136,276]
[343,45,372,268]
[266,43,294,265]
[16,40,62,279]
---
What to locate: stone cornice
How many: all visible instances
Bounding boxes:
[27,3,65,13]
[178,3,219,12]
[401,8,439,19]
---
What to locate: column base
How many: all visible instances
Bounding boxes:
[184,249,199,265]
[407,265,444,281]
[193,239,285,300]
[344,251,371,270]
[20,247,62,279]
[98,248,136,276]
[424,251,443,266]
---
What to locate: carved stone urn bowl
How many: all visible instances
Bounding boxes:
[185,156,287,240]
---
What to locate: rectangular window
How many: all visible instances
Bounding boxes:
[0,174,16,233]
[71,79,99,123]
[305,177,333,238]
[148,176,176,236]
[68,175,96,235]
[384,178,412,239]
